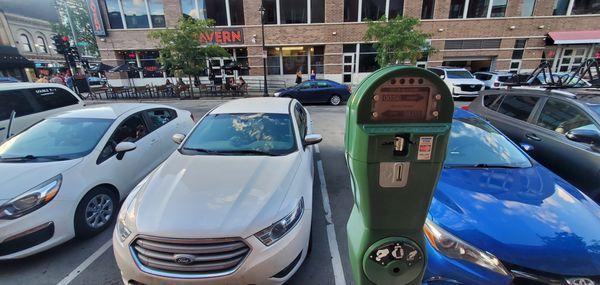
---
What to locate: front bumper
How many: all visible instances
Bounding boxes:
[114,209,312,285]
[0,199,75,260]
[451,86,483,97]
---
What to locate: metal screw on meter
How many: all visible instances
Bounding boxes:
[345,66,454,285]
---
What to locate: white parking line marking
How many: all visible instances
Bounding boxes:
[315,145,347,285]
[56,239,113,285]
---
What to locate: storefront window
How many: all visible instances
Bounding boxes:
[267,47,281,75]
[359,44,379,72]
[280,0,307,24]
[139,51,163,78]
[311,0,325,23]
[521,0,536,16]
[282,47,308,74]
[553,0,569,15]
[362,0,386,20]
[105,0,124,28]
[389,0,404,18]
[206,0,228,26]
[572,0,600,15]
[263,0,278,24]
[123,51,141,78]
[122,0,150,28]
[449,0,466,18]
[310,46,325,74]
[230,0,245,25]
[467,0,489,18]
[148,0,166,27]
[235,48,249,76]
[421,0,435,19]
[344,0,359,22]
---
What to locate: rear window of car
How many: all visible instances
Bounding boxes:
[497,76,511,82]
[447,70,474,79]
[475,73,492,80]
[483,94,503,110]
[0,87,79,120]
[497,95,540,121]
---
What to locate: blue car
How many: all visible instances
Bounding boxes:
[424,109,600,284]
[273,79,351,106]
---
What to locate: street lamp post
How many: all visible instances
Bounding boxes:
[259,5,269,97]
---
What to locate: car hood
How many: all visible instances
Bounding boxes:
[0,159,82,200]
[446,78,483,85]
[429,165,600,276]
[130,151,302,239]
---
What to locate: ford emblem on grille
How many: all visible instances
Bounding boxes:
[567,278,595,285]
[174,254,195,265]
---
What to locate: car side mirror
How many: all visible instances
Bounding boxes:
[519,143,534,152]
[304,134,323,146]
[115,142,136,160]
[172,133,186,144]
[566,129,600,146]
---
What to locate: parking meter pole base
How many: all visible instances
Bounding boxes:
[344,66,454,285]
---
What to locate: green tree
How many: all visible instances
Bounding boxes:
[150,17,229,98]
[364,16,433,67]
[52,0,99,56]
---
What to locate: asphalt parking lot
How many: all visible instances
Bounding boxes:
[0,98,469,285]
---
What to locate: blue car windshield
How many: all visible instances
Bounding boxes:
[446,71,474,79]
[182,113,297,156]
[0,118,113,162]
[445,117,531,168]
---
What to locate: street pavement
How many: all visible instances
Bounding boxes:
[0,98,470,285]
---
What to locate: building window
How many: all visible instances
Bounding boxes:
[234,48,249,75]
[553,0,569,15]
[20,34,32,52]
[280,0,307,24]
[122,51,141,78]
[180,0,244,26]
[466,0,489,18]
[388,0,404,19]
[122,0,150,28]
[362,0,387,20]
[105,0,166,29]
[206,0,228,25]
[449,0,466,18]
[282,46,308,74]
[416,52,429,68]
[521,0,536,16]
[229,0,245,25]
[36,36,48,53]
[510,39,526,72]
[266,46,324,75]
[490,0,507,17]
[344,0,359,22]
[572,0,600,15]
[444,39,502,50]
[359,44,379,72]
[139,51,163,78]
[311,0,325,23]
[311,46,324,74]
[267,47,281,75]
[557,47,588,72]
[421,0,435,19]
[105,0,124,28]
[263,0,278,24]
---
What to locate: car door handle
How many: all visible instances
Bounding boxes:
[525,133,541,141]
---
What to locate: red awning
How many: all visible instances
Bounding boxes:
[548,30,600,45]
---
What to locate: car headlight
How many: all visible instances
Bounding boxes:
[274,92,281,97]
[0,174,62,220]
[117,219,132,242]
[424,219,509,276]
[255,198,304,246]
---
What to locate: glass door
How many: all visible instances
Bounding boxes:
[557,47,588,72]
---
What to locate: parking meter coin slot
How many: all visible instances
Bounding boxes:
[379,162,409,188]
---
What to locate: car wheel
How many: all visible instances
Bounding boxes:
[329,95,341,106]
[74,186,117,238]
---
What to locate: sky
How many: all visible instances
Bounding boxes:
[0,0,59,22]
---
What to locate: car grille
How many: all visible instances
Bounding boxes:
[459,84,483,92]
[507,263,600,285]
[130,236,250,278]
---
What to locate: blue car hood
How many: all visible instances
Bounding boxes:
[429,165,600,276]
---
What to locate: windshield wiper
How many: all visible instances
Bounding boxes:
[182,147,222,154]
[216,149,278,156]
[0,155,69,162]
[445,163,522,169]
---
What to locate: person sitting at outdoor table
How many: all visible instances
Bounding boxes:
[237,77,246,89]
[224,78,234,90]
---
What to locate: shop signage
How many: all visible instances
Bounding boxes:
[86,0,107,37]
[200,28,244,45]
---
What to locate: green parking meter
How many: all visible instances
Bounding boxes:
[345,66,453,285]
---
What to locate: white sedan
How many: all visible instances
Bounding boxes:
[0,103,194,259]
[114,98,321,285]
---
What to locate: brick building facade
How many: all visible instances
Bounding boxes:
[93,0,600,86]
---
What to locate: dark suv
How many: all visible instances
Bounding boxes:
[469,87,600,199]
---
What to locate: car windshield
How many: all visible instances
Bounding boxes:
[0,118,113,162]
[182,113,296,156]
[445,117,531,168]
[446,70,474,79]
[497,75,511,82]
[590,105,600,117]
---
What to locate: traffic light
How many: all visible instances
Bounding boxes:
[52,35,70,55]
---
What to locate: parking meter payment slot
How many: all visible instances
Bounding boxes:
[345,66,453,285]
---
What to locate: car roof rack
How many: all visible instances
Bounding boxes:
[505,58,600,91]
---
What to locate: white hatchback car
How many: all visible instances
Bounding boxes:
[0,83,84,141]
[114,98,321,285]
[0,104,194,259]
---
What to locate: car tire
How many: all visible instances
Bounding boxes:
[329,95,341,106]
[74,186,118,239]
